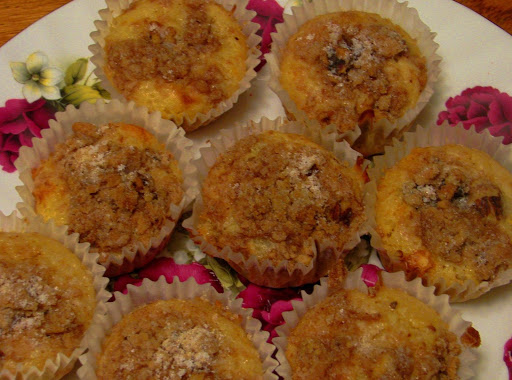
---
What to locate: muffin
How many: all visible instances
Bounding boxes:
[95,298,263,379]
[374,143,512,301]
[77,278,278,379]
[30,121,183,274]
[16,100,196,277]
[0,212,109,380]
[91,0,260,132]
[274,270,480,380]
[267,0,440,157]
[185,119,367,288]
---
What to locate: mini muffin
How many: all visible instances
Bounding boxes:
[191,128,366,288]
[0,231,96,378]
[375,144,512,301]
[77,278,278,379]
[274,270,480,380]
[30,121,184,276]
[93,0,259,132]
[279,10,426,156]
[267,0,441,157]
[95,298,264,379]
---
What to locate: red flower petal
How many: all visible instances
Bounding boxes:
[467,100,488,119]
[0,119,28,134]
[0,98,46,124]
[461,116,490,132]
[0,151,16,173]
[2,135,21,152]
[488,99,506,125]
[361,264,382,287]
[497,92,512,121]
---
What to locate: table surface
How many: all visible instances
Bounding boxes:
[0,0,511,48]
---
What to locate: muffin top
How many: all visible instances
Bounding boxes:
[197,130,365,268]
[280,11,426,148]
[96,298,263,379]
[103,0,248,129]
[32,122,184,263]
[376,144,512,296]
[0,232,96,375]
[285,285,470,379]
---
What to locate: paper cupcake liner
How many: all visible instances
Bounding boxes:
[366,122,512,302]
[0,211,110,380]
[76,277,278,380]
[15,99,199,277]
[274,269,478,379]
[266,0,441,156]
[89,0,261,132]
[182,117,370,288]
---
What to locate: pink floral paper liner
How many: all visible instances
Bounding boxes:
[366,122,512,302]
[89,0,262,132]
[273,269,478,379]
[0,211,111,380]
[76,276,279,380]
[14,99,199,277]
[182,117,370,288]
[265,0,441,154]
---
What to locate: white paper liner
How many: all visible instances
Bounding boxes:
[274,269,478,379]
[0,211,110,380]
[182,117,370,288]
[366,122,512,302]
[76,277,278,380]
[89,0,261,132]
[14,99,199,277]
[266,0,441,156]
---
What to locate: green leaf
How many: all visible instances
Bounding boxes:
[203,256,245,296]
[64,58,88,86]
[92,82,111,100]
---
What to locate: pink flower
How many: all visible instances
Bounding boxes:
[247,0,284,71]
[238,282,303,342]
[437,86,512,144]
[504,337,512,380]
[0,98,55,173]
[361,264,382,287]
[113,257,224,294]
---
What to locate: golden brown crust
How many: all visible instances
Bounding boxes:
[96,298,263,379]
[286,286,463,379]
[103,0,248,129]
[280,11,427,156]
[0,232,96,375]
[32,122,184,264]
[376,145,512,295]
[197,131,365,268]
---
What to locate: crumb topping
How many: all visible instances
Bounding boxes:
[0,265,61,341]
[96,299,263,379]
[105,0,235,105]
[198,131,365,266]
[286,287,463,379]
[400,147,512,281]
[0,232,95,373]
[281,11,427,133]
[151,326,221,378]
[32,122,183,259]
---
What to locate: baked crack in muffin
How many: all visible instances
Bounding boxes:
[196,130,366,287]
[0,232,96,378]
[31,122,184,274]
[95,298,264,379]
[279,10,428,156]
[101,0,249,131]
[375,144,512,301]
